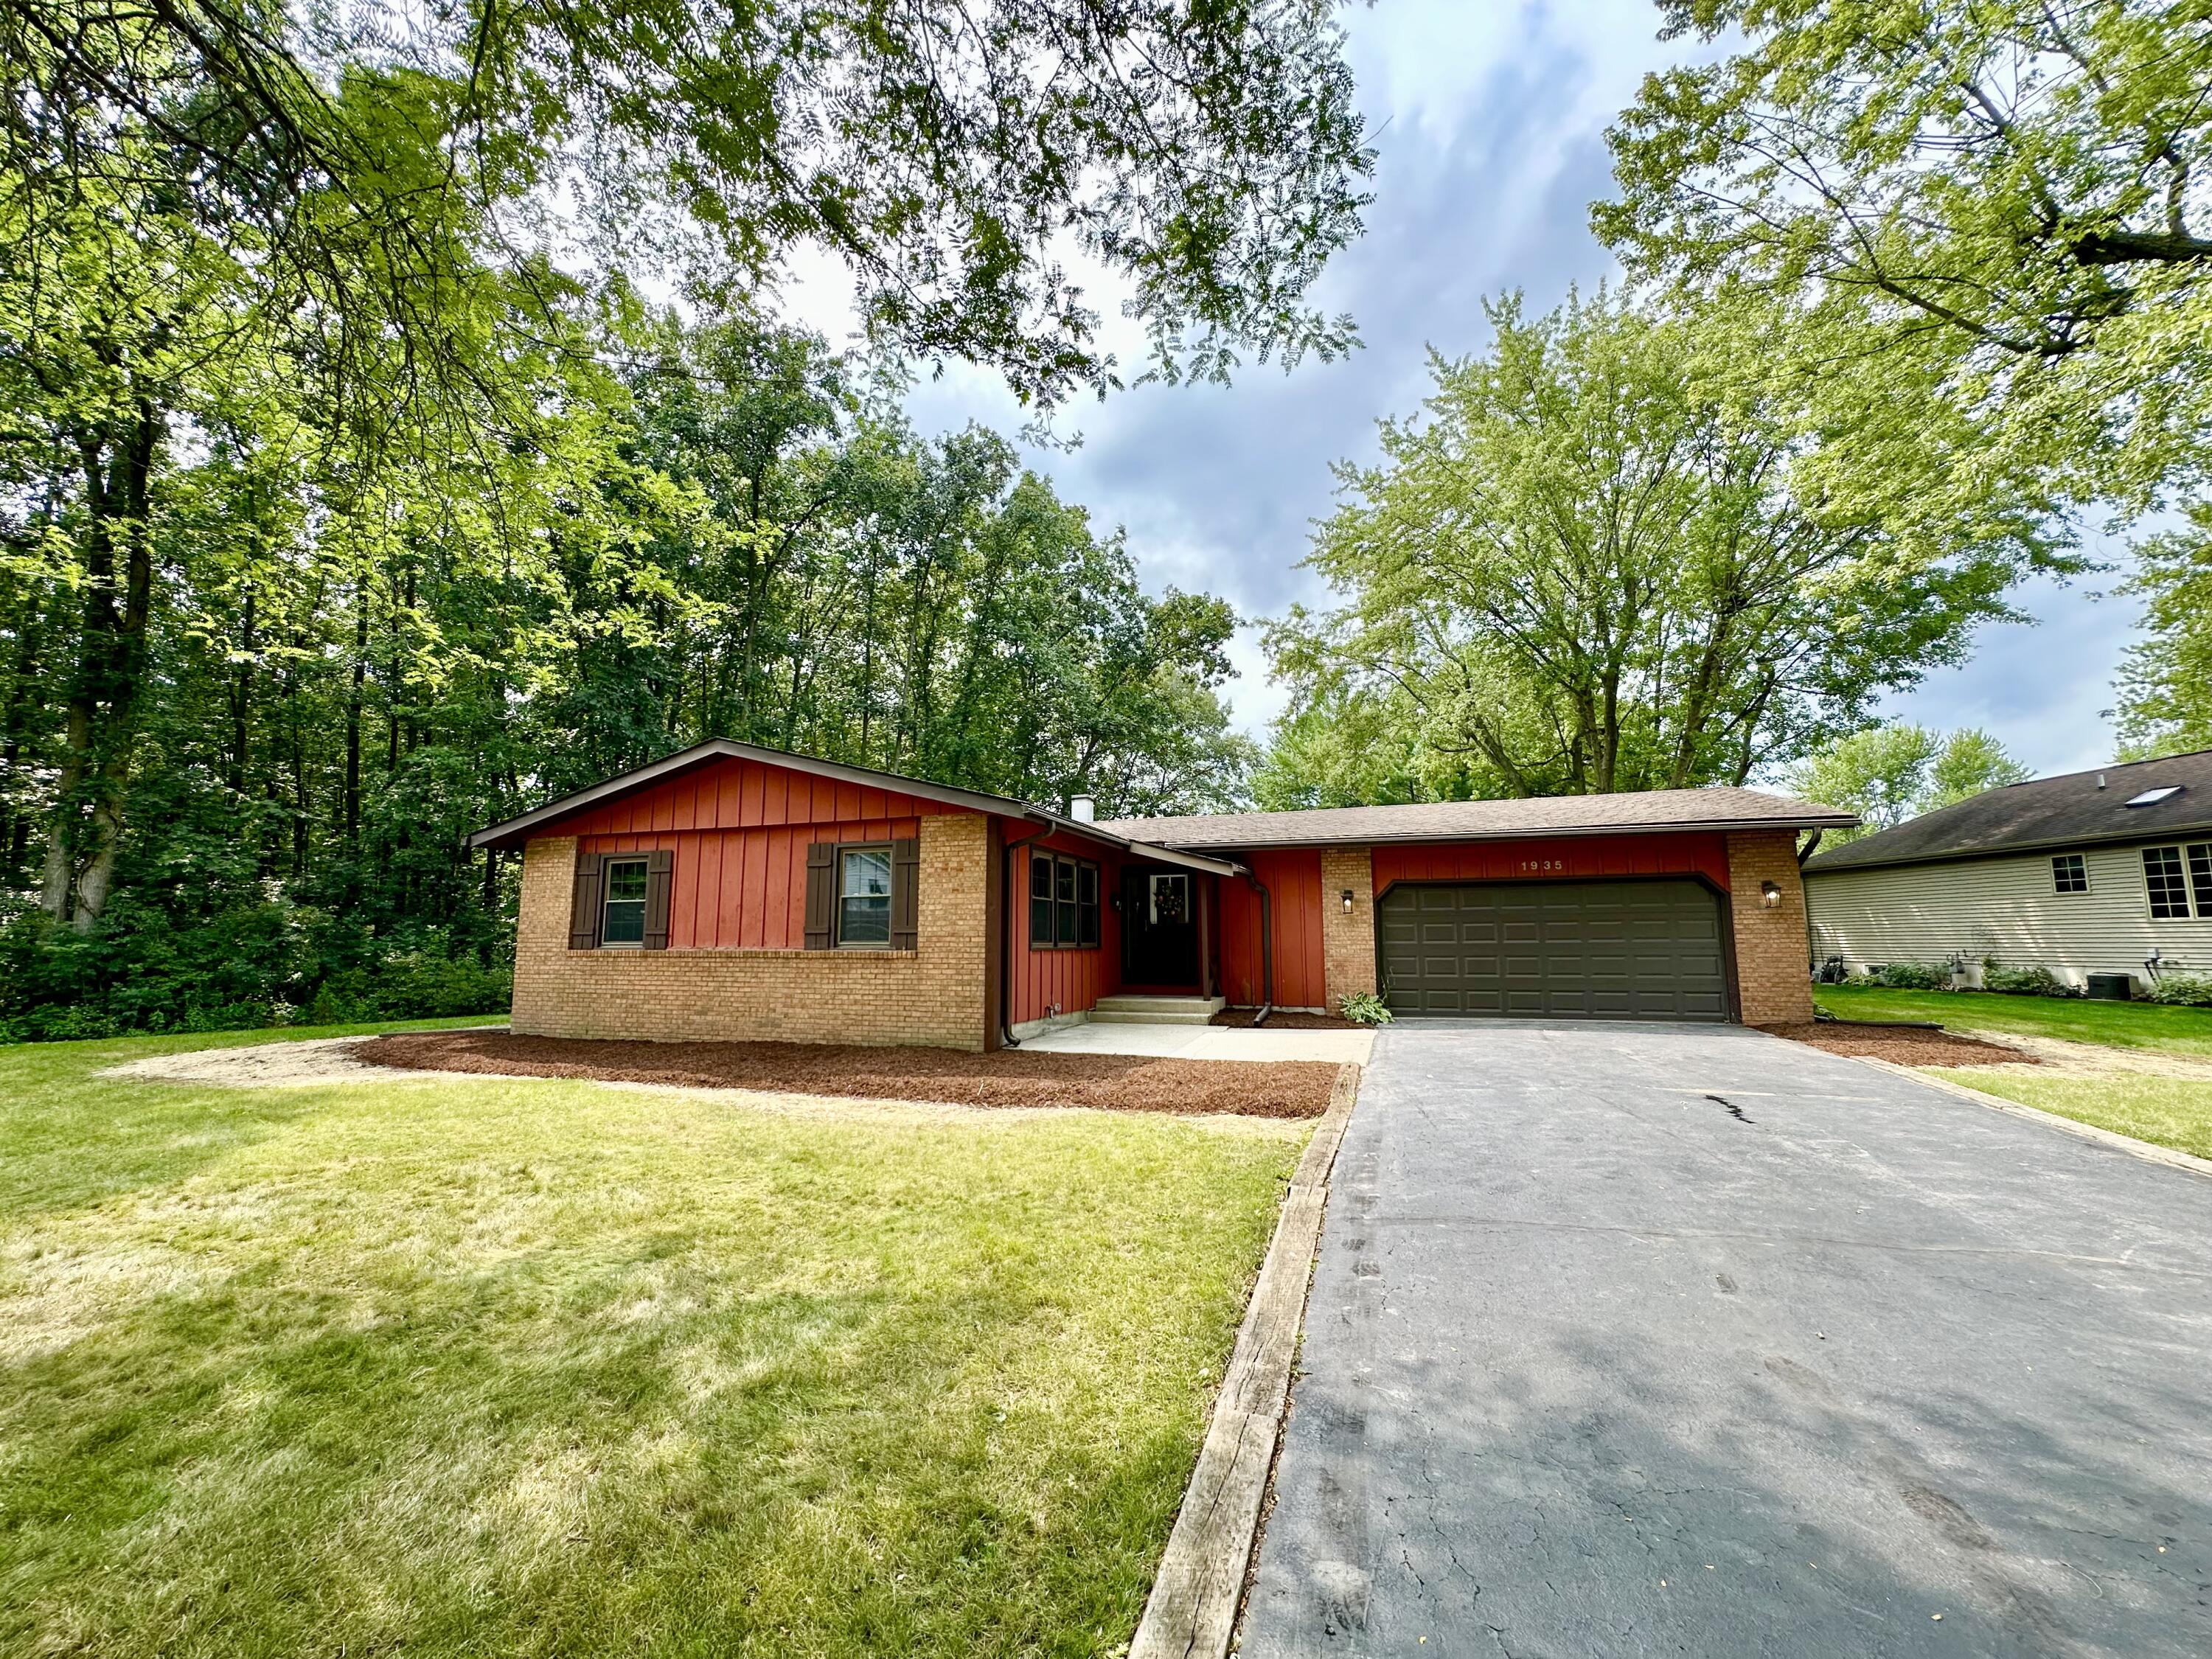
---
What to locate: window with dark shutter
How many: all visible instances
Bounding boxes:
[642,849,673,949]
[804,844,836,949]
[569,852,605,949]
[837,845,894,947]
[890,838,920,950]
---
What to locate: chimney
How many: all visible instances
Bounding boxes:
[1070,795,1096,823]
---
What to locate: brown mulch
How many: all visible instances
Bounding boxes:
[1766,1020,2037,1068]
[354,1030,1338,1119]
[1209,1008,1361,1030]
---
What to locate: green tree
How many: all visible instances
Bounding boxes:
[5,0,1372,413]
[2114,507,2212,757]
[1597,0,2212,509]
[1265,289,2054,800]
[1787,723,2031,844]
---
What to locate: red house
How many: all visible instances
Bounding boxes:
[468,740,1854,1048]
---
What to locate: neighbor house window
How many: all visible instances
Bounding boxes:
[838,846,893,946]
[2144,846,2197,919]
[2051,854,2087,894]
[1029,852,1102,948]
[602,858,650,945]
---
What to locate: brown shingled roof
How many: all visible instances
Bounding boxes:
[1096,787,1855,850]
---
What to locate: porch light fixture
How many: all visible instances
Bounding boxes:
[1341,889,1355,912]
[1760,880,1783,908]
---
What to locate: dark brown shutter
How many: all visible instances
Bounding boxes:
[891,837,920,950]
[568,852,604,950]
[643,849,673,949]
[803,843,835,950]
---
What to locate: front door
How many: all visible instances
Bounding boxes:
[1122,868,1200,988]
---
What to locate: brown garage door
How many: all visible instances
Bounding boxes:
[1377,880,1731,1021]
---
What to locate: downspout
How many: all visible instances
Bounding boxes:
[998,824,1051,1048]
[1242,867,1275,1026]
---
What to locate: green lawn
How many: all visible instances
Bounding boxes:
[1814,984,2212,1059]
[0,1025,1303,1658]
[1924,1070,2212,1162]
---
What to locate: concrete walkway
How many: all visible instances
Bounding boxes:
[1243,1019,2212,1657]
[1019,1020,1374,1064]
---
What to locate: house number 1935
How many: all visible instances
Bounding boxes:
[1518,858,1566,873]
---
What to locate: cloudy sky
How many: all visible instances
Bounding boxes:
[794,0,2142,780]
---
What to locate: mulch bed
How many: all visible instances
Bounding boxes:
[355,1031,1338,1119]
[1766,1021,2037,1068]
[1208,1009,1361,1030]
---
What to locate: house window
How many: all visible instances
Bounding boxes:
[2193,844,2212,917]
[838,846,894,946]
[1029,852,1102,949]
[2145,846,2194,919]
[2051,854,2087,894]
[602,858,650,945]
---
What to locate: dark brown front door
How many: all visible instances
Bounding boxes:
[1122,866,1200,987]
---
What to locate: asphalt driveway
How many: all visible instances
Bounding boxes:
[1242,1022,2212,1657]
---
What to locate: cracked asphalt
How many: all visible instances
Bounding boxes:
[1239,1022,2212,1657]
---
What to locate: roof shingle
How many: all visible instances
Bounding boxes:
[1803,748,2212,873]
[1098,787,1854,851]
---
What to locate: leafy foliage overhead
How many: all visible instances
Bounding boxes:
[1597,0,2212,509]
[3,0,1374,411]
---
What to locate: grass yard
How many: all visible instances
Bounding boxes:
[1814,984,2212,1060]
[1924,1070,2212,1162]
[0,1024,1306,1658]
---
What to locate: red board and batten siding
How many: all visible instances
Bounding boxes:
[1217,848,1328,1009]
[1371,832,1733,894]
[1006,832,1125,1026]
[542,755,961,951]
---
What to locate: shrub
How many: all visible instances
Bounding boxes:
[1873,960,1950,991]
[2146,972,2212,1007]
[1338,991,1394,1026]
[1980,961,2075,998]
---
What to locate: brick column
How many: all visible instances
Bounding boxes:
[1320,846,1377,1010]
[511,835,578,1035]
[1726,830,1814,1026]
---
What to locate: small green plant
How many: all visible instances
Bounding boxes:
[1873,960,1950,991]
[1980,961,2075,998]
[2146,972,2212,1007]
[1339,991,1394,1026]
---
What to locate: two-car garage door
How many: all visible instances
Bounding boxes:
[1377,880,1731,1021]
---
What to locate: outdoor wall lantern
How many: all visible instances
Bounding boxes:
[1341,889,1355,912]
[1760,880,1783,908]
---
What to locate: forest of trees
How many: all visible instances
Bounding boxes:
[8,0,2212,1040]
[0,0,1357,1039]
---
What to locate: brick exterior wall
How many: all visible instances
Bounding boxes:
[1320,846,1378,1009]
[1726,829,1815,1026]
[511,812,992,1049]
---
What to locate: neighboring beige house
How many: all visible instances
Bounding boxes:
[1803,748,2212,992]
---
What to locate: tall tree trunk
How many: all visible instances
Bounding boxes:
[42,401,160,928]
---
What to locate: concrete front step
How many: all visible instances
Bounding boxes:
[1091,995,1226,1026]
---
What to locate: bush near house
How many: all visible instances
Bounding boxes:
[1980,961,2076,998]
[2146,973,2212,1007]
[1869,960,1952,991]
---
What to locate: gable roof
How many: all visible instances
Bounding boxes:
[1803,748,2212,874]
[1098,786,1855,851]
[466,738,1242,875]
